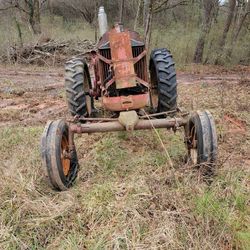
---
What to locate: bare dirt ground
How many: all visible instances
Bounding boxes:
[0,64,250,127]
[0,64,249,249]
[0,65,66,127]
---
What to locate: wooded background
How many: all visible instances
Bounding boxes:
[0,0,249,66]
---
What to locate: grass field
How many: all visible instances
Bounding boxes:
[0,64,249,249]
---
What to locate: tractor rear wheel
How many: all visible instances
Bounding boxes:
[41,120,79,191]
[65,58,92,117]
[149,48,177,114]
[185,111,217,173]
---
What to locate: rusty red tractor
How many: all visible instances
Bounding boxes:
[41,13,217,191]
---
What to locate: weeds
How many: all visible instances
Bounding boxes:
[0,70,249,249]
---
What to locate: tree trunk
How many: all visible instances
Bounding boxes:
[134,0,142,30]
[144,0,154,50]
[48,0,54,22]
[228,0,250,57]
[214,0,236,64]
[14,16,23,47]
[143,0,150,30]
[193,30,207,63]
[193,0,218,63]
[119,0,125,23]
[28,0,41,34]
[219,0,236,49]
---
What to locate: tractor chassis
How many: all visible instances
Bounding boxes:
[41,109,218,191]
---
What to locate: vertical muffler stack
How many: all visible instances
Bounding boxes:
[98,6,108,37]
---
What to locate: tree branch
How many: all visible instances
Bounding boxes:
[0,5,15,11]
[61,1,91,23]
[154,0,169,13]
[16,5,30,14]
[154,0,188,14]
[0,3,29,14]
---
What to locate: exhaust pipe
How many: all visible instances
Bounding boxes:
[98,6,108,37]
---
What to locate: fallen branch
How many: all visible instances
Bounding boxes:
[2,39,96,66]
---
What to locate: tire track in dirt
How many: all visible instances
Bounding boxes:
[0,66,66,127]
[0,65,249,127]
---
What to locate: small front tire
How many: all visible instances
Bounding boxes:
[41,120,79,191]
[185,111,218,173]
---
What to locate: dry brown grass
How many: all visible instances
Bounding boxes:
[0,67,250,249]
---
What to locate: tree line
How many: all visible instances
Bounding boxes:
[0,0,249,64]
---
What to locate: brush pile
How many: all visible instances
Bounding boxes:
[2,39,95,65]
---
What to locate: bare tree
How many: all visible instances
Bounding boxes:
[215,0,236,63]
[58,0,97,24]
[193,0,219,63]
[0,0,41,34]
[119,0,125,23]
[228,0,250,57]
[153,0,188,13]
[27,0,41,34]
[134,0,143,30]
[143,0,189,47]
[144,0,154,49]
[144,0,151,29]
[219,0,236,49]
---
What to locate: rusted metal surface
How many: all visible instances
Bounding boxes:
[68,109,189,123]
[102,93,149,111]
[109,27,136,89]
[133,47,148,82]
[97,28,144,49]
[92,25,149,112]
[61,135,70,175]
[78,117,118,122]
[69,117,187,134]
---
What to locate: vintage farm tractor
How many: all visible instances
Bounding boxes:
[41,7,217,191]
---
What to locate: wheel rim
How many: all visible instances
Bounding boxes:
[190,148,198,165]
[84,70,92,115]
[189,124,198,164]
[61,135,70,176]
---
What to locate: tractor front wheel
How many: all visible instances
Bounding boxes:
[185,111,218,174]
[41,120,79,191]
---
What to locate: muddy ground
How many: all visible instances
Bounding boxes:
[0,64,249,127]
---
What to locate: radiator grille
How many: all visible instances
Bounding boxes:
[99,49,112,84]
[99,46,147,85]
[132,46,147,81]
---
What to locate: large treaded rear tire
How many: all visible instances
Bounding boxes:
[150,48,177,113]
[65,58,91,117]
